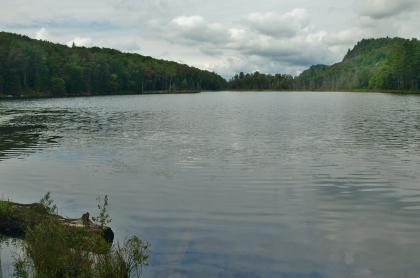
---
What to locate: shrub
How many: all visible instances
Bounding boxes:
[0,201,13,217]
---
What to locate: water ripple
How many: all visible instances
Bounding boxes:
[2,92,420,277]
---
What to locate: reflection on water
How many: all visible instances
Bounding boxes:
[0,109,62,161]
[1,92,420,277]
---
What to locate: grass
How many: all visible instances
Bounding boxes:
[13,219,149,278]
[0,201,13,217]
[0,194,149,278]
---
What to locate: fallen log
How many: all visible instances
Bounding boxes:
[0,201,114,243]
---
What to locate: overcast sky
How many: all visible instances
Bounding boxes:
[1,0,420,78]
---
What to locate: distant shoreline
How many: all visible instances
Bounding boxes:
[2,89,420,101]
[0,90,202,100]
[227,89,420,94]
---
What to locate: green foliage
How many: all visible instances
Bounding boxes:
[93,236,149,278]
[39,192,57,215]
[14,220,148,278]
[229,38,420,92]
[3,31,418,95]
[0,194,58,238]
[0,201,13,217]
[295,37,420,92]
[12,195,149,278]
[92,195,111,228]
[14,219,98,278]
[228,71,294,90]
[0,31,226,97]
[49,77,66,96]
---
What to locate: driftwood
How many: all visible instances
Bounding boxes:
[0,201,114,243]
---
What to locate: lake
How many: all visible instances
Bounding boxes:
[1,91,420,277]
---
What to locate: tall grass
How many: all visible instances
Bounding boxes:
[0,201,12,218]
[9,194,149,278]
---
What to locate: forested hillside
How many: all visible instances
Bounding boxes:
[1,32,420,97]
[227,38,420,92]
[295,37,420,91]
[0,32,226,97]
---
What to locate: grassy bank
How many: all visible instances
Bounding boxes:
[0,195,149,277]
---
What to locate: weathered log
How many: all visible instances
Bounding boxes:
[0,201,114,243]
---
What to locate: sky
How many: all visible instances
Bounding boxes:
[1,0,420,78]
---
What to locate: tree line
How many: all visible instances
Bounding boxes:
[229,38,420,92]
[0,32,226,97]
[1,32,420,97]
[228,71,294,90]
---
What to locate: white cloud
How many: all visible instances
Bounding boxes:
[245,9,309,38]
[170,16,231,45]
[172,16,205,28]
[35,27,48,40]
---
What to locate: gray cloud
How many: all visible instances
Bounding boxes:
[245,9,309,38]
[359,0,418,19]
[166,9,337,76]
[170,16,231,45]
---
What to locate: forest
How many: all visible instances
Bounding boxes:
[229,38,420,92]
[228,72,294,90]
[1,31,420,97]
[0,31,226,97]
[295,37,420,92]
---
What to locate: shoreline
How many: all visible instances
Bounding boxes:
[0,90,202,101]
[1,89,420,101]
[227,89,420,94]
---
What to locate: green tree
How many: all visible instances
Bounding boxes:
[50,77,66,96]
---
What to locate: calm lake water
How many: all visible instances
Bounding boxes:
[1,91,420,277]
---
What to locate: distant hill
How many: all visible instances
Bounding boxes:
[2,32,419,98]
[0,31,226,97]
[227,37,420,92]
[295,37,420,92]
